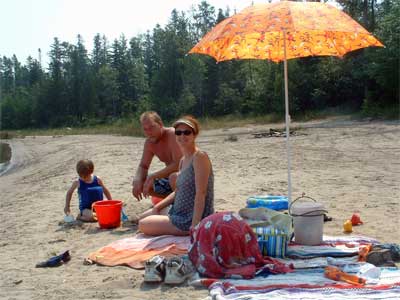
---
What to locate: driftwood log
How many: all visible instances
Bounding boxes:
[252,128,305,138]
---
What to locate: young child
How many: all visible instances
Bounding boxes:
[64,159,112,222]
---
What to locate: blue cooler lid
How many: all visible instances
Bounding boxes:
[246,195,288,210]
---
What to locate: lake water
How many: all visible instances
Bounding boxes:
[0,142,11,175]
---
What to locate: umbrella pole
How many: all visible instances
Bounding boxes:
[283,31,292,203]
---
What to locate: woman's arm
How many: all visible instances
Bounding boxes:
[154,191,175,212]
[138,191,176,220]
[192,152,211,227]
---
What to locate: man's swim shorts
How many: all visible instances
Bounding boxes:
[153,178,172,195]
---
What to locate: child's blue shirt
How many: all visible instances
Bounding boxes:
[78,175,103,211]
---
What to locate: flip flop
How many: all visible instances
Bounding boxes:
[36,250,71,268]
[367,249,394,267]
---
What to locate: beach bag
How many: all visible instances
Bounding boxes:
[239,207,292,258]
[253,226,288,258]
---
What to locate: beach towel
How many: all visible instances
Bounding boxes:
[285,235,378,258]
[87,233,190,269]
[286,243,361,258]
[322,235,379,245]
[206,283,400,300]
[192,267,400,290]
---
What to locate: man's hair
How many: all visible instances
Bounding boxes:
[76,159,94,177]
[140,111,163,125]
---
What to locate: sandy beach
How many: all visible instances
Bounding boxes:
[0,117,399,299]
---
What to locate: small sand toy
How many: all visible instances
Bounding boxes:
[324,266,366,285]
[351,213,363,226]
[343,220,353,233]
[64,214,75,223]
[151,196,163,205]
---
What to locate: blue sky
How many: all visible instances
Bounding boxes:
[0,0,264,67]
[1,0,339,67]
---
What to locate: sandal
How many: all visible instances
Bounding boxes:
[164,256,195,285]
[36,250,71,268]
[373,244,400,262]
[367,249,394,267]
[144,255,166,283]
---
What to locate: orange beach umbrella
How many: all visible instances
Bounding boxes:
[189,1,383,202]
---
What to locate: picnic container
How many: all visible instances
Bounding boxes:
[289,196,327,245]
[246,195,288,211]
[93,200,122,229]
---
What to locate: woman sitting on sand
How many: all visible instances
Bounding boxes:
[138,115,214,236]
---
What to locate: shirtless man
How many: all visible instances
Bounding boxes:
[132,111,182,201]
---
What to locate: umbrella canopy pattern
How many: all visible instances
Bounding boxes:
[188,1,383,202]
[189,1,383,62]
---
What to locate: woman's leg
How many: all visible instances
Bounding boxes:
[139,215,188,236]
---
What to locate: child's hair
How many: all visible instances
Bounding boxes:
[76,159,94,177]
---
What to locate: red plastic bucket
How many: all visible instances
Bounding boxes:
[93,200,122,229]
[151,196,163,205]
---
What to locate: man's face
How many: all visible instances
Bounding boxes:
[141,118,162,142]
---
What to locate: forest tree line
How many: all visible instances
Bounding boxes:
[0,0,398,129]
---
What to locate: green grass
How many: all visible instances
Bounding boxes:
[1,114,286,138]
[0,118,143,138]
[198,113,284,130]
[1,110,394,139]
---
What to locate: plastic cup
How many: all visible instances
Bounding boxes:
[64,214,75,223]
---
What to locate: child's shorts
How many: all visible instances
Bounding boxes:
[153,178,172,196]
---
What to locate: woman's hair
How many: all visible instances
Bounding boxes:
[173,115,200,135]
[140,111,163,125]
[76,159,94,177]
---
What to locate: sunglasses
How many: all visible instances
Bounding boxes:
[175,129,193,136]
